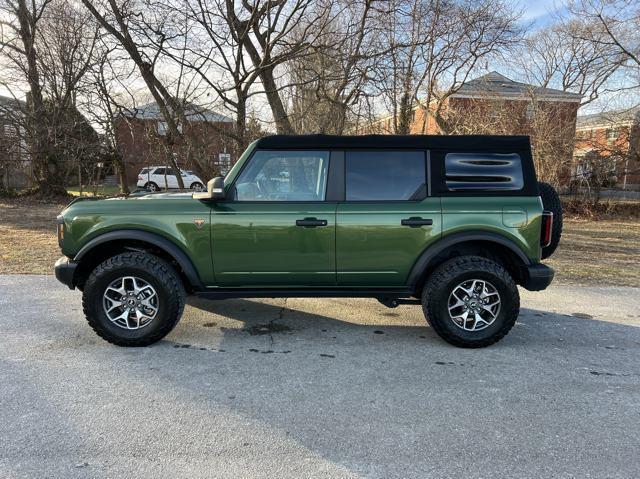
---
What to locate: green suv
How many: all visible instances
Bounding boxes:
[54,135,560,348]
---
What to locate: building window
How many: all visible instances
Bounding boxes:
[525,103,535,121]
[2,124,17,138]
[156,121,182,135]
[157,121,168,136]
[607,128,619,142]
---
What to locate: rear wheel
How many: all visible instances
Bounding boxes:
[538,181,563,259]
[82,252,185,346]
[422,256,519,348]
[190,182,204,191]
[145,181,159,192]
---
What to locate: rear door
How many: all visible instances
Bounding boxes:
[336,150,441,286]
[211,150,336,286]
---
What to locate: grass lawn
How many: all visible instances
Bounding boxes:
[66,185,122,197]
[1,198,638,286]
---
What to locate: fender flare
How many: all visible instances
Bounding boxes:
[406,231,531,287]
[74,230,204,290]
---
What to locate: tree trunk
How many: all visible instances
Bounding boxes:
[113,153,129,195]
[396,93,412,135]
[16,0,67,196]
[236,95,248,152]
[258,65,294,134]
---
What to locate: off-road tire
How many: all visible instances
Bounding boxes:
[82,252,185,346]
[538,181,563,259]
[422,256,520,348]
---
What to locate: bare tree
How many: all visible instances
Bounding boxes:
[366,0,522,135]
[518,20,624,106]
[568,0,639,74]
[81,0,187,188]
[285,0,385,134]
[80,38,142,194]
[0,0,100,195]
[221,0,336,134]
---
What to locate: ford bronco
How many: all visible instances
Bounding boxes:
[54,135,561,348]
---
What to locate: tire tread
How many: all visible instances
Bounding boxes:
[422,256,519,348]
[82,252,185,347]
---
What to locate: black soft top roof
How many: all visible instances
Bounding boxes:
[255,134,531,151]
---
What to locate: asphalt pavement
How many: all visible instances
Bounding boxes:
[1,275,639,478]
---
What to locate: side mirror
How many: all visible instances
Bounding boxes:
[193,176,226,201]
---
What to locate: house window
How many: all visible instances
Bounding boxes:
[525,103,535,121]
[607,128,619,142]
[157,121,168,136]
[3,124,17,138]
[156,121,182,135]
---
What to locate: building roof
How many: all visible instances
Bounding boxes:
[122,100,233,123]
[0,94,26,112]
[576,106,640,129]
[256,134,531,151]
[451,71,582,102]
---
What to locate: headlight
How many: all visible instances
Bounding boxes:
[56,215,64,247]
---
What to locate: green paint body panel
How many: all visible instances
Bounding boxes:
[210,202,337,286]
[336,199,442,286]
[60,193,215,284]
[441,197,543,263]
[58,141,545,291]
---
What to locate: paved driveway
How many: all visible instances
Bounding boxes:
[1,275,639,478]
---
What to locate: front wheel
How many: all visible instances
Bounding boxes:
[422,256,520,348]
[82,252,185,346]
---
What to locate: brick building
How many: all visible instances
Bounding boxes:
[115,101,234,186]
[574,107,640,190]
[365,72,582,184]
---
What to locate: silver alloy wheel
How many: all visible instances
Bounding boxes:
[102,276,159,330]
[191,182,204,191]
[447,279,501,331]
[147,182,157,192]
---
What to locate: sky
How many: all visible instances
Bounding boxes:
[519,0,569,27]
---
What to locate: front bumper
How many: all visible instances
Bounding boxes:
[522,263,554,291]
[54,256,77,290]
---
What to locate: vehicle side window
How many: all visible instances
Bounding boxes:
[444,153,523,191]
[154,168,165,175]
[140,168,149,175]
[345,151,426,201]
[235,150,330,202]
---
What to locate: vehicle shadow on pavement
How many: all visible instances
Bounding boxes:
[184,296,439,346]
[181,295,640,353]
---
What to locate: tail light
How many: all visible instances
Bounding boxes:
[138,175,143,181]
[541,211,553,247]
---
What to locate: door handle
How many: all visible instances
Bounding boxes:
[401,217,433,228]
[296,218,328,227]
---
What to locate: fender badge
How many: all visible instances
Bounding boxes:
[194,218,206,229]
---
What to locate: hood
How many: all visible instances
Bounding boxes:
[61,191,201,217]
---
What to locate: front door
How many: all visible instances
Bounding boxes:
[336,150,442,286]
[211,150,336,287]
